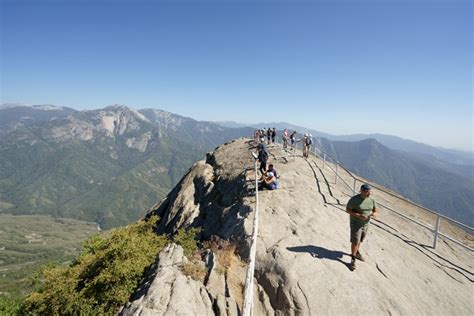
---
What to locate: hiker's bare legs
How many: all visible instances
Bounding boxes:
[351,242,359,257]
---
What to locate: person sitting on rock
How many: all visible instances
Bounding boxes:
[267,164,278,179]
[258,171,278,190]
[260,163,278,181]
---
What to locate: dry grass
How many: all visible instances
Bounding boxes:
[180,236,247,308]
[203,237,238,267]
[182,259,207,282]
[203,237,246,309]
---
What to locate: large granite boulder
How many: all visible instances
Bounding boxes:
[122,138,473,315]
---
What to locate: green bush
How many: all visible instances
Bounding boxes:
[0,296,23,316]
[23,216,169,315]
[173,227,201,256]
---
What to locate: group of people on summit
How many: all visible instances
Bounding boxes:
[254,128,276,144]
[253,128,377,272]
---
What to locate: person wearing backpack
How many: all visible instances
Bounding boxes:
[266,128,271,144]
[271,128,276,143]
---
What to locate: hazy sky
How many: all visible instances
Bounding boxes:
[1,0,472,150]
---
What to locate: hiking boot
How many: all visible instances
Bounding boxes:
[349,258,356,271]
[355,251,365,262]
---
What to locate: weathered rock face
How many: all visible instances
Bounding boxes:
[119,244,214,316]
[146,139,255,245]
[122,138,474,315]
[125,132,152,152]
[46,105,149,142]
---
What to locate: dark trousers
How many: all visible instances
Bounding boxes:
[259,160,267,175]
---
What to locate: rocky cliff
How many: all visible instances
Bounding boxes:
[120,138,473,315]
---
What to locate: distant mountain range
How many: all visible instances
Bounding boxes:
[215,121,473,166]
[0,105,252,228]
[316,138,473,226]
[1,105,472,228]
[216,120,473,226]
[0,104,76,136]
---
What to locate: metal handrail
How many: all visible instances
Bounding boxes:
[274,135,473,251]
[313,145,473,251]
[317,147,474,228]
[242,150,260,315]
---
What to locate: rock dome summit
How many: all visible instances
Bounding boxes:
[120,138,473,315]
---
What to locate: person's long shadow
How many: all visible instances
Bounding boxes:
[287,245,352,270]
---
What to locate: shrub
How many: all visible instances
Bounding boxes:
[0,295,23,316]
[173,227,201,256]
[23,216,168,315]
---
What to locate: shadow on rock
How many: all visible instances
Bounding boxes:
[287,245,351,269]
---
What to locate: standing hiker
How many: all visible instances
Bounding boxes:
[283,129,289,149]
[346,184,378,271]
[271,127,276,143]
[290,131,297,147]
[260,129,265,143]
[257,143,269,176]
[303,133,312,158]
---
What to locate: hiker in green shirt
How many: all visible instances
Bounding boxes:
[346,183,378,271]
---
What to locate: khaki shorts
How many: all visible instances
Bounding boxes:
[350,223,369,244]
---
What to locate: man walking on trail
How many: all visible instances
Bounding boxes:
[346,184,378,271]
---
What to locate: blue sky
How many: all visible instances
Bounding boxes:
[1,0,472,150]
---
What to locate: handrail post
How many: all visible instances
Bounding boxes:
[353,178,357,195]
[323,153,326,168]
[335,163,338,184]
[433,215,441,249]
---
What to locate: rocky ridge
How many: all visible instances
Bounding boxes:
[120,138,474,315]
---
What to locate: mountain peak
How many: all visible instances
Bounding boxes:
[103,104,129,111]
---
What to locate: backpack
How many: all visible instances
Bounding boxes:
[306,137,312,145]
